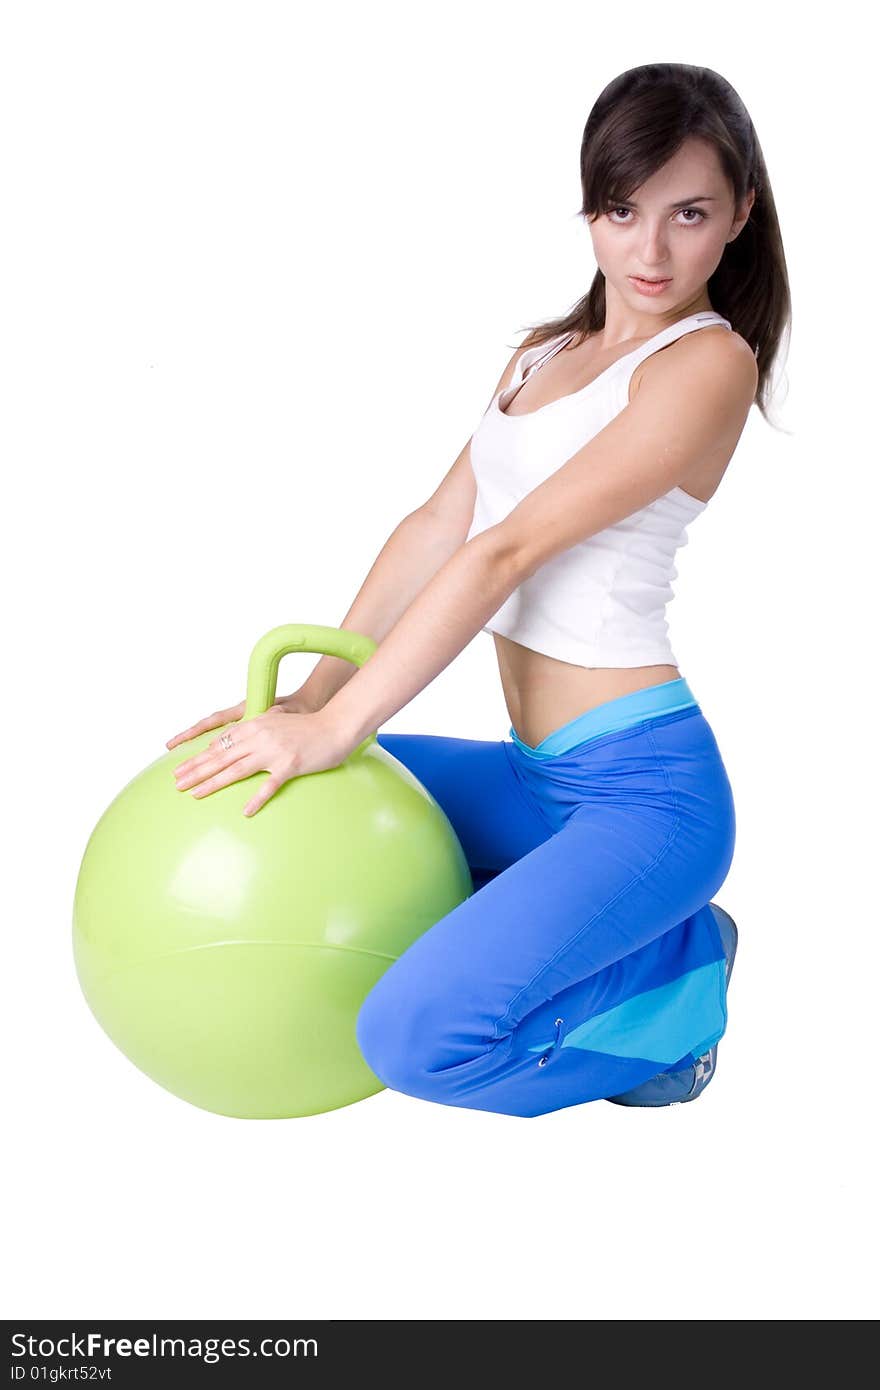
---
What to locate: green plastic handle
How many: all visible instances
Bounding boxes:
[242,623,379,752]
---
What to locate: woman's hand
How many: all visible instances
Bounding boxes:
[166,687,318,751]
[171,705,355,817]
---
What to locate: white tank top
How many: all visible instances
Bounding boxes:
[465,309,733,668]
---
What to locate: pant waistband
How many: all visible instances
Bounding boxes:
[509,677,699,759]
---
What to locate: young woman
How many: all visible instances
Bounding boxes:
[168,63,791,1118]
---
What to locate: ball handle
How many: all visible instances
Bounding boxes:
[242,623,379,751]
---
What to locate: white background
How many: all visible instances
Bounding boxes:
[3,0,877,1322]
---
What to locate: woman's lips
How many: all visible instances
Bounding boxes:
[629,275,672,296]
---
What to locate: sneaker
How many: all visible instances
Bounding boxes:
[604,903,738,1108]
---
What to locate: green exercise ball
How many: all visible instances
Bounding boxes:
[72,623,473,1119]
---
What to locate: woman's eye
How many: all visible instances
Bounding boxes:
[607,206,706,225]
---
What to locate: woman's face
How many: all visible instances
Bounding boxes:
[587,136,754,315]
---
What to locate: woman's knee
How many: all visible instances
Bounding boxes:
[355,961,501,1098]
[355,966,435,1093]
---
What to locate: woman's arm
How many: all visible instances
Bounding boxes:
[322,526,519,749]
[299,508,474,711]
[302,344,528,712]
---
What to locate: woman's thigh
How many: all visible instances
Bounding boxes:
[375,732,550,874]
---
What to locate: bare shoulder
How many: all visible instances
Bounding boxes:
[708,325,758,377]
[626,324,758,503]
[635,323,758,413]
[701,327,759,415]
[688,324,758,390]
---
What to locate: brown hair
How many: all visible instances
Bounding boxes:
[516,63,792,430]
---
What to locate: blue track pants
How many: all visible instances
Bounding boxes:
[355,678,736,1118]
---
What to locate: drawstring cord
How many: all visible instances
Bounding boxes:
[536,1017,561,1067]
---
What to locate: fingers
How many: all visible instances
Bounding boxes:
[166,703,244,750]
[167,726,201,750]
[174,722,255,782]
[166,718,219,750]
[243,772,285,817]
[187,751,257,800]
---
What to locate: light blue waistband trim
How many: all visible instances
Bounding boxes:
[509,677,698,759]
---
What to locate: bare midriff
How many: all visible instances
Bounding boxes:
[498,639,682,748]
[494,314,732,749]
